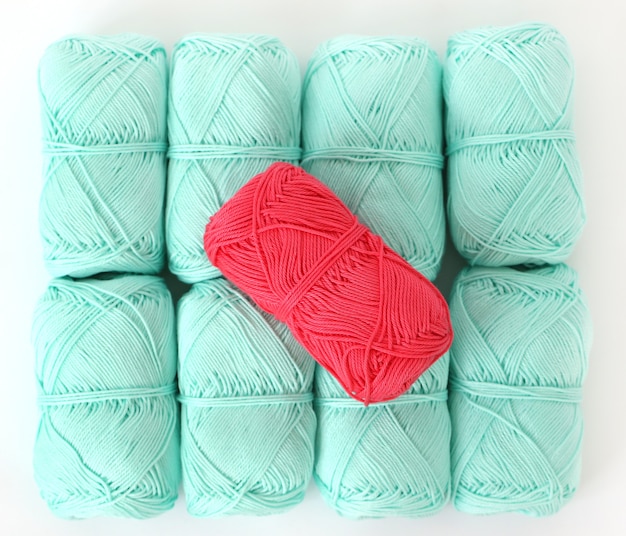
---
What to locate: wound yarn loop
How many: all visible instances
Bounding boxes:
[32,275,180,519]
[178,278,316,517]
[273,219,367,322]
[204,162,453,405]
[313,356,451,518]
[167,34,301,283]
[448,265,592,516]
[444,23,585,266]
[302,37,446,280]
[38,35,167,278]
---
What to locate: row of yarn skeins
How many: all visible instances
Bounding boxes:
[38,26,586,280]
[33,268,591,519]
[34,22,590,520]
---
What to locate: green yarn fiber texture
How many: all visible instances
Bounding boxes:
[448,264,592,515]
[177,278,316,516]
[444,23,585,266]
[167,34,301,283]
[314,355,451,518]
[302,36,445,281]
[38,35,168,278]
[32,275,180,519]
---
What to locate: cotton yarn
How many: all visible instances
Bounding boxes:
[32,275,179,518]
[167,34,301,283]
[448,264,592,515]
[303,37,445,281]
[177,278,316,516]
[314,353,450,518]
[444,23,585,266]
[39,35,167,278]
[205,162,453,404]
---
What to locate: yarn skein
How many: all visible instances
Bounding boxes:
[444,23,585,266]
[448,264,592,516]
[204,162,453,405]
[302,37,445,281]
[314,353,450,518]
[167,34,301,283]
[177,278,316,516]
[39,35,167,278]
[32,275,180,519]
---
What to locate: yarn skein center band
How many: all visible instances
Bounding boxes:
[204,162,453,404]
[43,142,167,155]
[38,383,177,406]
[301,147,444,168]
[315,390,448,408]
[168,145,302,160]
[450,378,582,403]
[178,393,314,407]
[445,129,575,155]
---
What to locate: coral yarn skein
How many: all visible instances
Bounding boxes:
[204,163,453,404]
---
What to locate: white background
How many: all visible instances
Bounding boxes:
[1,0,624,534]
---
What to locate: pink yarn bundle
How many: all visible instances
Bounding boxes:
[204,163,453,404]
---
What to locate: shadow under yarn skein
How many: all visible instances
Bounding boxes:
[444,23,585,266]
[177,278,316,516]
[302,37,445,281]
[39,35,167,278]
[314,354,451,518]
[449,264,592,515]
[32,275,179,519]
[167,34,301,283]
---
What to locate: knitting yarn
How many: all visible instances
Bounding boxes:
[177,278,315,516]
[448,264,592,515]
[314,353,450,518]
[32,275,179,518]
[204,162,453,404]
[303,37,445,281]
[167,35,301,283]
[444,23,585,266]
[38,35,167,278]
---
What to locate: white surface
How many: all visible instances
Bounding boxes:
[1,0,625,534]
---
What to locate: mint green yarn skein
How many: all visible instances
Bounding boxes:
[444,23,585,266]
[449,265,592,515]
[314,354,450,518]
[302,37,445,280]
[167,35,301,283]
[39,35,167,278]
[177,278,316,516]
[32,275,180,519]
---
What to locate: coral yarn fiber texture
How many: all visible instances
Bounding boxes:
[204,162,453,405]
